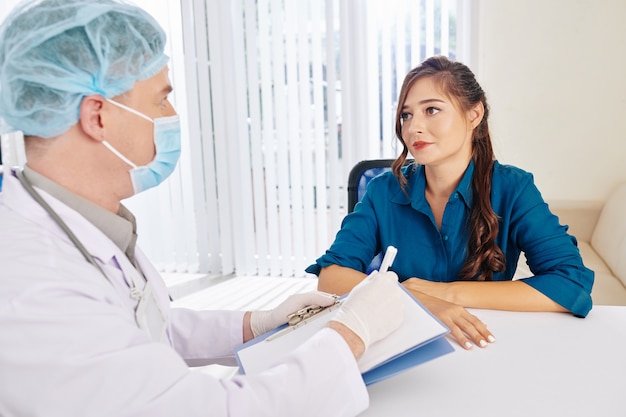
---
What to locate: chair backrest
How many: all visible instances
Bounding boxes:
[347,159,397,213]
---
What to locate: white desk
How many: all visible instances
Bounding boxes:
[361,306,626,417]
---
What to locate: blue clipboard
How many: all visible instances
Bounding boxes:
[234,285,454,386]
[361,332,454,385]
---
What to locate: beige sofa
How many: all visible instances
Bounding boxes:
[514,182,626,305]
[548,183,626,306]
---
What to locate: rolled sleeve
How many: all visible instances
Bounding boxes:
[504,173,594,317]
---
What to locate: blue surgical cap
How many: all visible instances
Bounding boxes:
[0,0,169,138]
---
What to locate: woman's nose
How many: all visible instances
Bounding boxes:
[404,117,423,135]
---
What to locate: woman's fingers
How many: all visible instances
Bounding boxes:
[412,291,495,349]
[454,312,495,349]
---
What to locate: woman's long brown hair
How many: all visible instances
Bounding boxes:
[391,56,505,281]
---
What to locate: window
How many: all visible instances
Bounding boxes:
[118,0,472,278]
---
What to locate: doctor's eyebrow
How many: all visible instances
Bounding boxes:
[160,85,174,96]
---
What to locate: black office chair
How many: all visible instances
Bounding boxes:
[346,158,412,272]
[347,159,397,213]
[347,158,415,213]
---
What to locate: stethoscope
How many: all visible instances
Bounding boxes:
[15,168,111,282]
[14,167,167,341]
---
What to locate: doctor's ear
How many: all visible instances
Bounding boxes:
[78,95,106,142]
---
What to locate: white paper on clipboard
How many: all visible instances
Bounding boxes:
[235,284,452,381]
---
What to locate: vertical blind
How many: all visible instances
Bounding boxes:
[125,0,471,278]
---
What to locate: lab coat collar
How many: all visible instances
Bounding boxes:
[22,165,135,256]
[3,172,173,343]
[4,172,133,285]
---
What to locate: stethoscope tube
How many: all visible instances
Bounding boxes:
[14,168,112,283]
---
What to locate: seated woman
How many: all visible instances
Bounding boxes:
[306,55,593,350]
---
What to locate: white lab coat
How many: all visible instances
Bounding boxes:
[0,173,368,417]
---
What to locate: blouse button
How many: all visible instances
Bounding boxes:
[442,235,449,241]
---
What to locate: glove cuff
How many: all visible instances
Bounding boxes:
[250,310,271,338]
[331,307,370,349]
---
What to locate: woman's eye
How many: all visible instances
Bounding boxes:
[400,112,411,121]
[426,107,440,115]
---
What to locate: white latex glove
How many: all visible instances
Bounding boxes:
[250,291,337,338]
[331,271,404,349]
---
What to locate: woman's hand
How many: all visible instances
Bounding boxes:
[402,278,495,350]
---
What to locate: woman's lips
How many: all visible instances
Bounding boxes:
[412,141,431,150]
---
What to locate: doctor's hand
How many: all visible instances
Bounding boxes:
[249,291,337,338]
[330,271,404,353]
[402,281,495,350]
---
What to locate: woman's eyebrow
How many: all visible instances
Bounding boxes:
[402,98,445,109]
[418,98,445,105]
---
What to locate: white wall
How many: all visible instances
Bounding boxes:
[475,0,626,202]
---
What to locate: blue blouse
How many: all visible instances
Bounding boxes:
[306,161,594,317]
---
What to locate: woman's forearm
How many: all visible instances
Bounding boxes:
[317,264,367,295]
[406,278,568,312]
[320,265,569,313]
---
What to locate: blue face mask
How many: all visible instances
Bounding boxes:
[102,99,181,194]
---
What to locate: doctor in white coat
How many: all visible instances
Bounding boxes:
[0,1,405,416]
